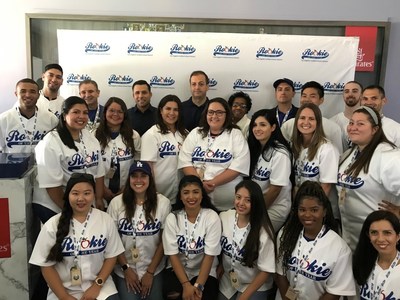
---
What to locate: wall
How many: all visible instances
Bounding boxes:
[1,0,399,120]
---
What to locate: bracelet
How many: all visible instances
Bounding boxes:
[146,270,155,276]
[181,280,190,286]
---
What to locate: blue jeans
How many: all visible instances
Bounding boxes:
[114,272,163,300]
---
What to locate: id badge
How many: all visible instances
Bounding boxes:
[339,188,346,205]
[131,247,140,263]
[70,265,82,286]
[196,167,205,180]
[285,286,299,300]
[229,270,240,289]
[107,166,117,179]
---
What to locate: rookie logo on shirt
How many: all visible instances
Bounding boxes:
[252,166,271,181]
[288,256,332,281]
[62,234,107,255]
[118,218,162,236]
[6,130,45,148]
[159,141,178,158]
[297,162,319,178]
[360,283,396,300]
[192,146,233,163]
[177,235,205,254]
[68,151,100,172]
[220,236,245,260]
[337,172,364,189]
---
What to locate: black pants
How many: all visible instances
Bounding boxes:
[163,268,219,300]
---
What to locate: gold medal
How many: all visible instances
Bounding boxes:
[131,247,140,263]
[229,270,240,289]
[70,265,82,286]
[339,188,346,205]
[285,286,299,300]
[106,166,117,178]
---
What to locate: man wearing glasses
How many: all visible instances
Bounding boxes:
[228,91,252,138]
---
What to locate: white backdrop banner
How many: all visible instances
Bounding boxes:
[58,30,359,118]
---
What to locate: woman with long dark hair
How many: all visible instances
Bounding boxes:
[141,94,188,202]
[34,96,106,224]
[107,160,171,300]
[353,210,400,299]
[30,173,124,300]
[163,175,221,300]
[218,180,276,300]
[248,109,293,232]
[179,97,250,211]
[275,181,355,300]
[95,97,141,203]
[337,106,399,252]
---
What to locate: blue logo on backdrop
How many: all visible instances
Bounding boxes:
[62,234,107,256]
[323,82,345,93]
[66,74,91,84]
[170,44,196,55]
[288,256,332,281]
[213,45,240,57]
[149,76,175,87]
[301,49,329,60]
[6,130,46,148]
[85,42,110,53]
[208,78,218,88]
[233,79,259,90]
[108,74,133,86]
[337,173,365,189]
[127,43,153,54]
[294,81,303,91]
[256,47,283,59]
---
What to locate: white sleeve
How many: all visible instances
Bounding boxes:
[318,143,339,184]
[178,129,199,169]
[133,130,141,160]
[228,129,250,176]
[256,230,276,273]
[162,213,180,255]
[270,149,291,186]
[204,211,222,256]
[140,127,159,162]
[280,119,294,143]
[102,212,125,258]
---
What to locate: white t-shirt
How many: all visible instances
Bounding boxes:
[162,208,221,280]
[141,125,186,202]
[29,208,125,300]
[107,193,171,279]
[281,117,343,154]
[178,127,250,211]
[251,147,292,232]
[359,256,400,300]
[337,144,400,252]
[37,92,65,118]
[330,112,351,151]
[34,129,105,213]
[219,210,275,299]
[236,114,251,139]
[295,142,340,218]
[101,130,141,189]
[382,116,400,147]
[275,228,356,300]
[0,106,58,153]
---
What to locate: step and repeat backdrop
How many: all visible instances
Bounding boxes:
[58,30,358,118]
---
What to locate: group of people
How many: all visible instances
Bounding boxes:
[1,63,400,299]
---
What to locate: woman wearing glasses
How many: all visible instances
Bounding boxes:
[178,97,250,211]
[228,91,252,139]
[141,95,188,203]
[34,96,106,224]
[30,173,124,300]
[95,97,141,203]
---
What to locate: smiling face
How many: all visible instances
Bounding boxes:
[234,187,251,218]
[42,68,63,93]
[160,101,179,129]
[300,87,324,106]
[16,82,39,112]
[252,116,276,146]
[64,104,89,133]
[231,97,248,122]
[105,102,125,130]
[133,84,152,111]
[369,220,400,257]
[297,107,317,137]
[69,182,95,217]
[343,82,362,107]
[79,83,100,109]
[207,102,226,133]
[180,183,202,211]
[347,111,378,150]
[129,171,149,196]
[361,88,387,113]
[298,196,326,237]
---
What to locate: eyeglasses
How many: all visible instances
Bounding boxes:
[232,103,247,110]
[70,173,95,181]
[107,109,124,115]
[207,110,226,117]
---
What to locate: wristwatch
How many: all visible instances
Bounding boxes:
[121,263,130,271]
[194,282,204,292]
[95,277,104,286]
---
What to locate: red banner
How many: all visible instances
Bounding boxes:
[0,198,11,258]
[345,26,377,72]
